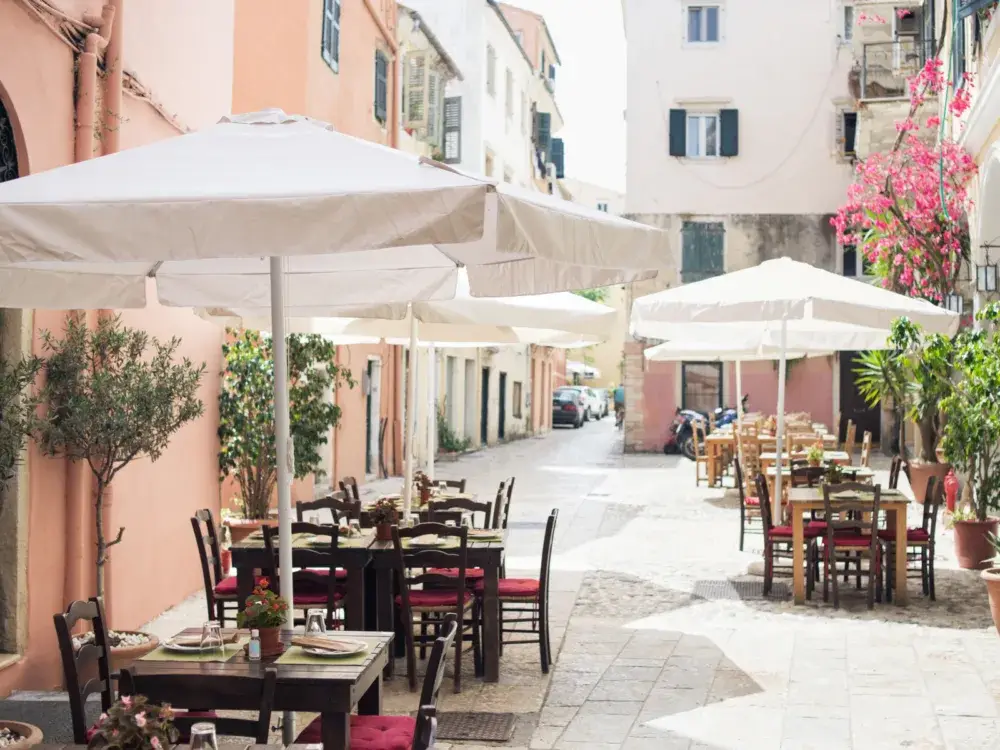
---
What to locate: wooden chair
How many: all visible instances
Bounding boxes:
[191,509,239,626]
[692,424,721,486]
[262,523,345,627]
[475,510,557,674]
[296,615,458,749]
[756,475,822,597]
[882,475,942,601]
[392,523,480,692]
[54,597,114,744]
[860,431,872,467]
[296,490,361,524]
[820,482,883,609]
[889,455,903,489]
[427,496,493,529]
[339,475,361,501]
[734,458,760,552]
[843,420,856,461]
[119,668,277,744]
[791,464,826,488]
[436,478,467,493]
[491,477,514,531]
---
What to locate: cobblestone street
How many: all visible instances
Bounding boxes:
[147,420,1000,749]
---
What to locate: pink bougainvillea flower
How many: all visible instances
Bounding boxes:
[135,712,147,728]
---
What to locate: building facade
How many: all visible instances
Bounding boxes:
[622,0,857,452]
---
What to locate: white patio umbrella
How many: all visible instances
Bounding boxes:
[0,110,666,628]
[631,257,958,517]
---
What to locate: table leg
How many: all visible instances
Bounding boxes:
[321,711,350,750]
[237,564,255,605]
[707,445,718,486]
[374,567,398,678]
[892,507,909,605]
[792,508,806,605]
[358,673,383,716]
[345,565,365,631]
[363,565,379,631]
[483,561,500,682]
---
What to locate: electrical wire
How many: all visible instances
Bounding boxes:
[655,46,846,191]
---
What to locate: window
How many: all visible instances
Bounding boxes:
[597,202,609,212]
[374,51,388,124]
[321,0,342,71]
[669,108,738,158]
[837,110,858,158]
[681,221,725,282]
[505,69,514,120]
[682,363,723,413]
[841,5,854,42]
[405,55,426,124]
[514,30,524,47]
[503,167,513,183]
[686,5,720,43]
[541,49,546,76]
[486,45,497,96]
[512,382,523,419]
[427,71,442,143]
[443,96,462,163]
[520,91,528,134]
[485,151,495,177]
[842,245,873,277]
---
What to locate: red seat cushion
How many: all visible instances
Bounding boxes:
[474,577,540,598]
[292,590,343,606]
[878,527,930,543]
[745,497,760,507]
[830,533,875,547]
[213,576,270,597]
[768,525,823,539]
[396,589,472,608]
[429,567,486,580]
[296,714,416,748]
[305,567,349,580]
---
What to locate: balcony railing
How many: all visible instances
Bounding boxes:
[860,38,935,99]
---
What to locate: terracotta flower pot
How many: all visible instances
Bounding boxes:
[954,518,999,570]
[808,459,821,467]
[907,461,950,505]
[375,523,393,541]
[258,626,284,657]
[0,720,43,750]
[220,548,232,573]
[227,518,278,544]
[982,568,1000,635]
[419,486,431,505]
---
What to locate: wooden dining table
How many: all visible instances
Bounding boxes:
[759,450,850,471]
[129,628,393,749]
[786,487,911,606]
[229,527,507,682]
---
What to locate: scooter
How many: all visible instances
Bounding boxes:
[664,407,707,460]
[713,394,750,429]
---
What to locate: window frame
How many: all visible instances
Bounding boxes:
[373,50,388,125]
[684,4,722,44]
[680,220,725,282]
[841,4,855,43]
[505,68,514,120]
[486,44,497,97]
[685,112,721,159]
[681,362,724,413]
[321,0,342,73]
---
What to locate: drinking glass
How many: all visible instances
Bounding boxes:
[200,620,224,657]
[189,723,218,750]
[305,609,327,634]
[438,481,448,493]
[348,518,362,537]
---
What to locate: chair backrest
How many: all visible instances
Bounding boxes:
[921,475,943,537]
[822,482,881,552]
[860,431,872,467]
[492,478,514,530]
[417,614,458,716]
[297,490,361,524]
[339,475,361,501]
[538,509,558,605]
[437,478,467,493]
[191,509,225,595]
[754,474,774,532]
[262,523,343,619]
[691,422,704,459]
[791,465,825,488]
[427,497,492,529]
[392,522,470,615]
[844,421,856,457]
[53,597,113,744]
[414,706,438,750]
[119,667,278,744]
[889,455,903,489]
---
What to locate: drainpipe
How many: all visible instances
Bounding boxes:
[101,0,123,156]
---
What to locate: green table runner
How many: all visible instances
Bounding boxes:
[276,638,380,666]
[140,640,247,663]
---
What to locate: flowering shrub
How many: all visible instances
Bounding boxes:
[833,59,977,302]
[88,695,178,750]
[236,578,288,629]
[370,498,398,525]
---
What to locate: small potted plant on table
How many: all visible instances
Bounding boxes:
[370,498,399,541]
[236,578,288,657]
[88,694,179,750]
[806,442,824,468]
[413,470,432,506]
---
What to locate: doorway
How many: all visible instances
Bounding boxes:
[681,362,723,413]
[839,352,880,444]
[365,357,382,476]
[498,372,507,441]
[464,359,476,440]
[480,367,490,445]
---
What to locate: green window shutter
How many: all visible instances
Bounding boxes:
[551,138,565,179]
[681,222,725,282]
[374,51,388,124]
[534,111,552,161]
[720,109,739,157]
[669,109,686,157]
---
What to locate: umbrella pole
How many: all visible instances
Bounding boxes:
[269,258,295,745]
[735,360,744,476]
[774,317,788,523]
[403,307,418,520]
[427,343,436,481]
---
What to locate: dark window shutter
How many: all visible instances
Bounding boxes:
[374,51,388,124]
[443,96,462,163]
[959,0,995,17]
[681,222,725,282]
[534,111,552,160]
[719,109,739,157]
[668,109,686,157]
[551,138,565,178]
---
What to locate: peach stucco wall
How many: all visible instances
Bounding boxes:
[0,0,232,693]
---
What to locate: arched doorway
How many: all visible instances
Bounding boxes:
[0,96,18,183]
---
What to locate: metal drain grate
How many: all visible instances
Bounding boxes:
[434,712,517,741]
[692,578,790,601]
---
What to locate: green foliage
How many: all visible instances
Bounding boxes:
[853,348,908,457]
[573,288,608,303]
[889,317,953,462]
[37,314,206,600]
[88,694,179,750]
[941,303,1000,521]
[236,579,288,629]
[0,351,43,503]
[436,402,471,454]
[218,330,355,520]
[369,498,398,525]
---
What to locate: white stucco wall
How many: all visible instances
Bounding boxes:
[559,177,625,215]
[624,0,855,216]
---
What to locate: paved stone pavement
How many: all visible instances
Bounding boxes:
[145,419,1000,749]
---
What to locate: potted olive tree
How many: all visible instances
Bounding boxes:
[218,330,354,541]
[37,315,205,664]
[942,304,1000,576]
[890,318,953,504]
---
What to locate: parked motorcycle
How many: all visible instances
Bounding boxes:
[664,407,707,460]
[713,394,750,429]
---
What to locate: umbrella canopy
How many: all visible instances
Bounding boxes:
[0,110,666,305]
[644,341,820,362]
[631,256,959,338]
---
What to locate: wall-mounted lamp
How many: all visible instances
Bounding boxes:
[977,263,998,292]
[945,293,965,314]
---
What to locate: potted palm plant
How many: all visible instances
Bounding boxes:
[941,304,1000,570]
